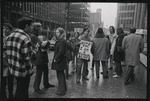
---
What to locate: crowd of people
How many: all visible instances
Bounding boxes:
[2,16,144,99]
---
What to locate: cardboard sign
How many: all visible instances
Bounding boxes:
[77,40,93,60]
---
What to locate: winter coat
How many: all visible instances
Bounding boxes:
[51,38,67,70]
[122,33,144,66]
[93,37,110,61]
[66,40,73,61]
[113,34,125,62]
[33,43,49,66]
[71,38,80,55]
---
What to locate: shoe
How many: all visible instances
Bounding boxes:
[113,75,121,78]
[55,92,66,96]
[34,90,44,94]
[124,81,130,85]
[103,76,109,79]
[82,76,89,80]
[76,79,80,83]
[44,84,55,88]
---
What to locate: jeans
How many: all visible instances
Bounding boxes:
[76,59,89,80]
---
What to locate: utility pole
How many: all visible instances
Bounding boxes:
[81,3,83,28]
[65,2,70,35]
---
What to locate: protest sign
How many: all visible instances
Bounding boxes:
[77,40,93,60]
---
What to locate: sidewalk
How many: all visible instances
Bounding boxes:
[5,52,146,98]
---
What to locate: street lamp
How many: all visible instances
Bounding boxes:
[64,3,70,35]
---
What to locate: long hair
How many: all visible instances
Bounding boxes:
[117,28,124,35]
[129,27,136,33]
[66,33,71,40]
[95,28,105,38]
[109,26,115,33]
[57,27,66,39]
[75,32,80,38]
[82,27,89,35]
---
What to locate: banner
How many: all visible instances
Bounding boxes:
[77,40,93,60]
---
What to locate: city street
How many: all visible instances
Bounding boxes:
[20,51,146,98]
[2,2,147,100]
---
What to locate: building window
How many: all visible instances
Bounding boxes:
[119,13,121,18]
[125,13,127,17]
[125,6,127,10]
[12,2,14,6]
[120,6,122,11]
[133,5,135,10]
[122,6,124,11]
[133,12,135,18]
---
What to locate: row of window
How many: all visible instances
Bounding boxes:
[119,12,135,18]
[119,5,135,11]
[6,2,66,24]
[118,19,134,25]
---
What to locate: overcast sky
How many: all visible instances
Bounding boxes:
[90,3,117,28]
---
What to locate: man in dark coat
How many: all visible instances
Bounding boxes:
[33,30,55,94]
[51,27,67,96]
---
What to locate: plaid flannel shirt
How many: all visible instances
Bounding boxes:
[6,29,34,77]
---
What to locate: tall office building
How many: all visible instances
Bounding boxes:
[90,8,102,35]
[68,2,90,32]
[116,3,147,31]
[3,2,66,30]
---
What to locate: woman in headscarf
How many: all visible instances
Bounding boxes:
[93,28,110,79]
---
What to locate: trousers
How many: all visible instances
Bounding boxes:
[76,58,89,80]
[115,62,122,76]
[56,70,67,94]
[124,65,135,82]
[1,75,14,98]
[15,75,30,98]
[95,61,108,77]
[34,64,50,91]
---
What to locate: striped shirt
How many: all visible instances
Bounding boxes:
[6,29,34,77]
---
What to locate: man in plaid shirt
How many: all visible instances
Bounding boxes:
[6,17,35,98]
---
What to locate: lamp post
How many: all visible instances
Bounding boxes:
[81,3,83,28]
[65,3,70,35]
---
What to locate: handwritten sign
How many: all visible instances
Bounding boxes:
[77,40,92,60]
